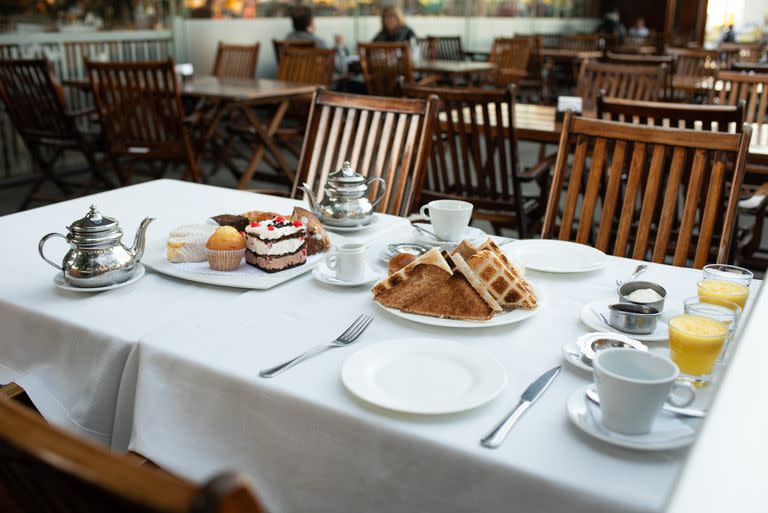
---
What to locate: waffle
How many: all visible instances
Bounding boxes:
[463,250,538,309]
[478,239,537,307]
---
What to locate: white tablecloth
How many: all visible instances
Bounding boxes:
[1,180,756,513]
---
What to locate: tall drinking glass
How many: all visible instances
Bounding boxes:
[698,264,752,310]
[683,296,741,365]
[668,314,729,387]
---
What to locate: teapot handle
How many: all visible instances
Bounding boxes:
[38,233,66,271]
[367,177,387,208]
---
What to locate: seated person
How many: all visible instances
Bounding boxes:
[373,6,416,43]
[285,6,328,48]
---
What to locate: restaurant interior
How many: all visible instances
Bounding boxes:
[0,0,766,512]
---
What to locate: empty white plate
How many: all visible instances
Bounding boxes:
[342,338,507,415]
[508,239,606,273]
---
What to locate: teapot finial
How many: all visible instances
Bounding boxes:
[88,205,102,222]
[342,161,353,176]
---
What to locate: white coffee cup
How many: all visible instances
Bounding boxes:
[419,200,473,242]
[325,243,367,282]
[593,348,696,435]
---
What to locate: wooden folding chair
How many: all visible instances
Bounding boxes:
[358,42,413,97]
[575,61,666,111]
[212,42,260,79]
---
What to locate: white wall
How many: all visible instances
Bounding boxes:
[177,16,599,78]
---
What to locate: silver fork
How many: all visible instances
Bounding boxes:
[259,314,374,378]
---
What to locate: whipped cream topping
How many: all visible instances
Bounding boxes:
[244,216,304,240]
[248,237,305,256]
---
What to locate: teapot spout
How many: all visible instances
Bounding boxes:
[128,217,155,263]
[299,183,323,215]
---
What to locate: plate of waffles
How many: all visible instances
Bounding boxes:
[371,238,541,328]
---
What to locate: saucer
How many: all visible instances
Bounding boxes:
[561,342,593,373]
[53,264,146,292]
[322,214,379,233]
[580,298,669,342]
[411,223,487,246]
[312,262,380,287]
[566,385,697,451]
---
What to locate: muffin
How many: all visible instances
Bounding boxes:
[205,226,246,271]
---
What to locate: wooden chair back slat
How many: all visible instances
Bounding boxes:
[357,42,413,97]
[277,47,335,86]
[714,71,768,124]
[0,59,76,141]
[576,61,665,111]
[0,397,267,513]
[403,84,529,235]
[561,34,602,51]
[212,42,259,79]
[666,47,719,84]
[543,113,751,268]
[293,89,436,217]
[272,39,315,65]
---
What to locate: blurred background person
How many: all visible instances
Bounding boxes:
[628,17,650,38]
[285,6,328,48]
[373,6,416,42]
[721,24,737,43]
[595,8,627,40]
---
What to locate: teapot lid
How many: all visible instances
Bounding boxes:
[70,205,118,234]
[328,161,365,186]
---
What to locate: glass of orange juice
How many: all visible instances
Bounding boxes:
[668,314,729,386]
[698,264,752,310]
[683,297,741,365]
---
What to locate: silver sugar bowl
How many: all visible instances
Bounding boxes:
[38,205,154,288]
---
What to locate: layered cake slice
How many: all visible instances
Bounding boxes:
[244,216,307,273]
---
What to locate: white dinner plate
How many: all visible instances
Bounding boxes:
[322,214,380,233]
[312,262,381,287]
[580,299,668,342]
[508,239,606,273]
[53,264,146,292]
[567,385,697,451]
[375,285,542,328]
[342,338,507,415]
[142,233,344,290]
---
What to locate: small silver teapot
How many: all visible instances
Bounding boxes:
[300,161,386,227]
[38,205,154,288]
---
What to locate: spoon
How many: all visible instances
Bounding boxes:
[585,388,706,418]
[411,223,444,241]
[616,264,648,287]
[590,306,612,328]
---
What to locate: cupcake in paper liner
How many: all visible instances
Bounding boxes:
[205,226,246,271]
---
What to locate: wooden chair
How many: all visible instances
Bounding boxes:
[542,112,751,268]
[402,84,540,237]
[0,396,267,513]
[665,47,719,99]
[358,42,413,97]
[86,59,202,184]
[731,61,768,73]
[561,34,603,51]
[711,70,768,267]
[575,61,666,111]
[511,35,549,101]
[604,52,675,97]
[277,47,335,86]
[417,36,465,61]
[485,37,532,88]
[291,89,437,217]
[0,58,111,210]
[272,39,315,65]
[212,42,260,79]
[597,94,744,132]
[719,42,764,67]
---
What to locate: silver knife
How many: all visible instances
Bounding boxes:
[480,365,561,449]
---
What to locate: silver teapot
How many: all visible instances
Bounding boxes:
[300,161,386,227]
[38,205,154,288]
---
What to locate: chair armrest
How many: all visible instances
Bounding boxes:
[66,107,96,119]
[415,74,441,87]
[520,153,556,181]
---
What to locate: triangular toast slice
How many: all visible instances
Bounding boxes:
[449,240,478,262]
[402,273,495,321]
[465,250,538,309]
[450,254,503,312]
[478,239,538,305]
[372,248,453,309]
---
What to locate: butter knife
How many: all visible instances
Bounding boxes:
[480,365,561,449]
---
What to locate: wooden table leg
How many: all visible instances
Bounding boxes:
[237,99,293,190]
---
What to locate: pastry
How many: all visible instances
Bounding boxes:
[211,214,249,232]
[166,224,216,263]
[241,210,280,223]
[205,226,246,271]
[388,253,417,275]
[463,250,537,309]
[244,216,307,273]
[291,206,330,255]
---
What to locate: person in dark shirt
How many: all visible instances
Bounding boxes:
[595,9,627,40]
[285,5,328,48]
[372,6,416,42]
[721,25,737,43]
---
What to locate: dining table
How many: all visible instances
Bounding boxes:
[0,179,762,513]
[413,59,497,82]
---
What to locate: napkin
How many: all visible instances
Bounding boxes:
[738,194,765,210]
[586,399,695,444]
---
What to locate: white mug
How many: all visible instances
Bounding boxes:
[325,243,367,282]
[419,200,473,242]
[593,348,695,435]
